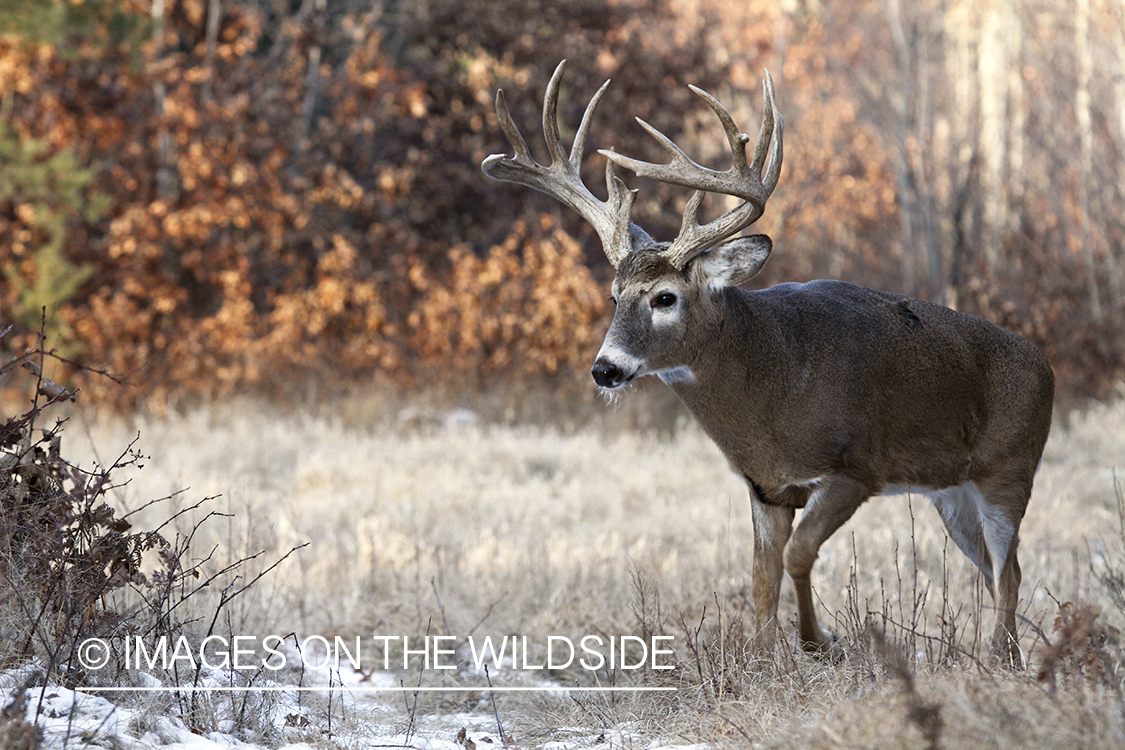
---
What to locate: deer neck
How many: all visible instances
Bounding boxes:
[663,288,794,479]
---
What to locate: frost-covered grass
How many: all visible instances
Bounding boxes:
[9,394,1125,748]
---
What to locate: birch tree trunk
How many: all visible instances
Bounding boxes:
[887,0,918,292]
[977,0,1008,272]
[1110,0,1125,309]
[1075,0,1101,319]
[943,0,980,310]
[1005,2,1024,237]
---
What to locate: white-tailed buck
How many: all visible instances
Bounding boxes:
[482,61,1053,665]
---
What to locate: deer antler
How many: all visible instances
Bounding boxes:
[600,71,782,270]
[482,60,653,268]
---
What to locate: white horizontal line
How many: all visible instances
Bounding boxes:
[81,685,676,693]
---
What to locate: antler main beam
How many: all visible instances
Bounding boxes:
[481,60,651,268]
[600,72,783,270]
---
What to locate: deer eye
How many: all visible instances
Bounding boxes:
[652,292,677,309]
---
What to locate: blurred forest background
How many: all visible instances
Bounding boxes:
[1,0,1123,410]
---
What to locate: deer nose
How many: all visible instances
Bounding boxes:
[591,359,625,388]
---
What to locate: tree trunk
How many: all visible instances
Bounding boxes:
[977,0,1008,272]
[1076,0,1101,319]
[202,0,221,104]
[151,0,178,202]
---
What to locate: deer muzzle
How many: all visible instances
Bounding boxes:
[591,359,630,389]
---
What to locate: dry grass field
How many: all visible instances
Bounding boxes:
[59,391,1125,748]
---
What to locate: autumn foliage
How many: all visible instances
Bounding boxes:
[1,0,1122,408]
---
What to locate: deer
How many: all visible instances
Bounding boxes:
[481,60,1054,666]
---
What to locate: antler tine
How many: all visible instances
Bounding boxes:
[688,85,756,186]
[759,70,783,195]
[481,61,650,269]
[603,149,625,202]
[493,88,535,166]
[599,71,783,269]
[603,151,643,249]
[572,78,611,172]
[597,91,759,201]
[541,61,570,168]
[600,118,696,180]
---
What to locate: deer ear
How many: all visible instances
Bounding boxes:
[700,234,772,288]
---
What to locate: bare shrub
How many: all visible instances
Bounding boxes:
[0,332,300,740]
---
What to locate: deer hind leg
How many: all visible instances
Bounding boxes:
[972,476,1028,667]
[783,475,869,655]
[748,495,795,651]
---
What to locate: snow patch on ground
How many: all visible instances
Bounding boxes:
[2,662,692,750]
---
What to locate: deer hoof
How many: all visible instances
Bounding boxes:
[802,630,844,663]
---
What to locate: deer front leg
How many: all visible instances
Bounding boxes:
[749,495,794,651]
[784,475,869,654]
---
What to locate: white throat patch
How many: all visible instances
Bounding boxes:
[656,366,695,385]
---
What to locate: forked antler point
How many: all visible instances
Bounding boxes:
[596,70,783,269]
[480,60,649,268]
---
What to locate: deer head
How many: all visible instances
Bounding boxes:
[483,61,782,390]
